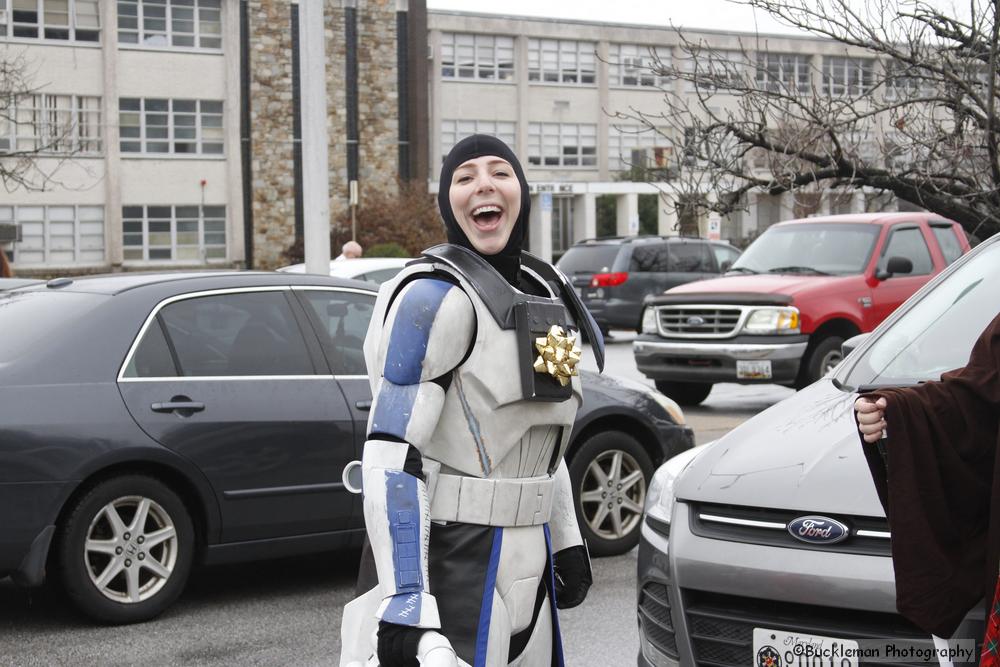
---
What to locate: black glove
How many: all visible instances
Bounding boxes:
[377,621,424,667]
[552,544,592,609]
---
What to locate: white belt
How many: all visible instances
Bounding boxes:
[429,473,555,527]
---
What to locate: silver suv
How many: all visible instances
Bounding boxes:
[637,233,999,666]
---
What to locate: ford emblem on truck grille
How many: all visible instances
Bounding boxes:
[686,315,706,326]
[786,516,849,545]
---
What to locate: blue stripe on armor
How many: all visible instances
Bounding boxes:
[383,470,423,625]
[474,527,504,667]
[370,381,420,440]
[543,524,566,667]
[384,278,453,385]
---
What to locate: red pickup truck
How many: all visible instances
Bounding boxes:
[633,213,970,404]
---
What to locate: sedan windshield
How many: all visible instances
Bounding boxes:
[731,223,879,275]
[0,290,108,364]
[844,240,1000,385]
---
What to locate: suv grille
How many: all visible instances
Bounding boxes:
[683,589,940,667]
[688,502,891,557]
[657,307,743,337]
[638,582,680,660]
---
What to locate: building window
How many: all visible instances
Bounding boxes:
[3,0,99,41]
[755,53,810,93]
[117,0,221,49]
[440,33,513,81]
[528,39,596,85]
[823,56,875,96]
[608,123,668,171]
[4,205,104,266]
[122,205,226,262]
[3,94,102,154]
[119,98,224,155]
[608,44,670,87]
[551,196,575,257]
[440,119,515,160]
[680,49,745,92]
[528,123,597,167]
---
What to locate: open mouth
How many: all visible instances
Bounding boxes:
[471,205,504,230]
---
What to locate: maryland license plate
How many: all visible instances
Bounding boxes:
[753,628,859,667]
[737,359,772,380]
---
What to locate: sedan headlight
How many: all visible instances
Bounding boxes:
[641,306,658,334]
[742,306,800,334]
[644,445,704,525]
[647,386,685,425]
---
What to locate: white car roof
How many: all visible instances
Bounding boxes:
[277,257,410,279]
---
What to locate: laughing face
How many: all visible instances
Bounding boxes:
[447,155,522,256]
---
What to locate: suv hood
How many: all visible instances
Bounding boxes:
[674,378,884,517]
[663,273,859,300]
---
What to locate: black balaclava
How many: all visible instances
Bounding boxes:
[438,134,531,286]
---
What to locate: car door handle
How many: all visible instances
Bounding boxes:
[355,400,372,411]
[151,401,206,413]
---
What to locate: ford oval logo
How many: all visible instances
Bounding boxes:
[786,515,849,545]
[686,316,706,326]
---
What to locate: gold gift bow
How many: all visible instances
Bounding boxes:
[532,325,582,387]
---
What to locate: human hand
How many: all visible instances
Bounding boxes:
[377,622,424,667]
[855,396,887,444]
[553,544,592,609]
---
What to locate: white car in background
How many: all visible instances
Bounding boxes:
[277,257,410,285]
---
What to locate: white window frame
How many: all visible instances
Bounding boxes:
[119,97,224,156]
[4,94,103,154]
[608,123,669,171]
[608,44,670,88]
[440,119,516,160]
[755,52,811,93]
[527,39,596,86]
[439,33,513,82]
[4,204,105,266]
[117,0,222,51]
[822,56,875,97]
[122,204,227,263]
[680,49,745,93]
[2,0,100,42]
[528,123,597,168]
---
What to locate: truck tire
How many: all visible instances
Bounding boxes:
[798,335,846,388]
[654,380,712,406]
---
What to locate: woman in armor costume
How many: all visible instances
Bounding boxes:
[339,135,604,667]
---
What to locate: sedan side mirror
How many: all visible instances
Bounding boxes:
[720,260,732,272]
[875,256,913,280]
[841,332,870,358]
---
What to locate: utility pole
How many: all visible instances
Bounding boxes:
[300,0,331,274]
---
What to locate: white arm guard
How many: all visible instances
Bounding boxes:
[361,278,475,628]
[547,460,584,553]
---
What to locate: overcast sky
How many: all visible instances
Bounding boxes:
[425,0,972,37]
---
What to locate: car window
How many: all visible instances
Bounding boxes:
[123,317,178,378]
[299,289,375,375]
[732,223,879,275]
[669,243,713,272]
[629,243,670,272]
[0,291,107,364]
[153,291,314,377]
[931,224,964,265]
[362,268,403,285]
[879,226,933,275]
[845,240,1000,385]
[712,245,740,271]
[556,245,620,273]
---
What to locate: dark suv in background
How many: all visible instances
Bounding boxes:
[557,236,741,334]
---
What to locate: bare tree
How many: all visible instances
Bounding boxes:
[611,0,1000,239]
[0,50,91,192]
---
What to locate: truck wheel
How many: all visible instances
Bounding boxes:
[569,430,654,557]
[798,335,846,388]
[654,380,712,406]
[56,475,195,624]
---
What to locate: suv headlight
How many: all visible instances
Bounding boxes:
[644,445,704,526]
[742,306,800,334]
[641,306,658,334]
